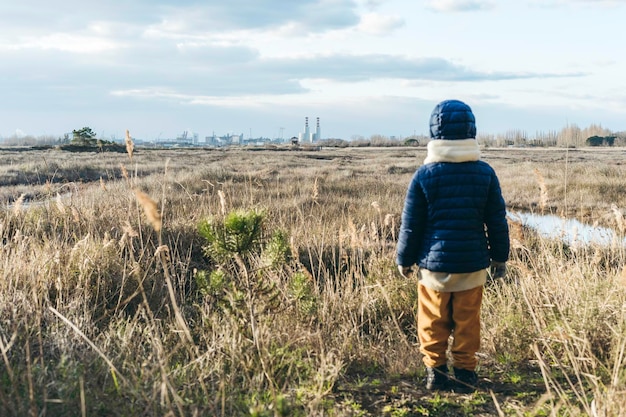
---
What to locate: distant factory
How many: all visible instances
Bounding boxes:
[143,117,323,148]
[298,117,322,143]
[203,133,244,147]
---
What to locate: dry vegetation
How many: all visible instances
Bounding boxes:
[1,145,625,416]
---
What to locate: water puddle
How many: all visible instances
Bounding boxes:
[508,211,626,247]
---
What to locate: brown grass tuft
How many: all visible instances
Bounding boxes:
[508,218,525,247]
[619,266,626,288]
[533,168,548,213]
[312,177,319,201]
[122,220,139,238]
[71,206,81,223]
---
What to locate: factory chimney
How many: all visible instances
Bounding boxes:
[304,117,310,142]
[315,117,320,142]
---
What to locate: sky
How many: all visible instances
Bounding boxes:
[1,0,625,141]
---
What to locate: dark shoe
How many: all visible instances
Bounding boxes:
[452,367,478,393]
[425,365,450,391]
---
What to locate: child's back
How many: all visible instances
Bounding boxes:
[396,99,510,392]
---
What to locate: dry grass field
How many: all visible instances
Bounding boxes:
[1,145,625,416]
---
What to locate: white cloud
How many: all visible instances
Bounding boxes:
[527,0,625,7]
[360,0,386,8]
[357,13,404,34]
[13,33,120,53]
[427,0,495,12]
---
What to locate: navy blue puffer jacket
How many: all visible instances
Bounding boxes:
[396,160,510,273]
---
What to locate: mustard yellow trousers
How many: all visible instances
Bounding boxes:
[417,283,483,370]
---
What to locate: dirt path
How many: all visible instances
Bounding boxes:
[332,370,547,416]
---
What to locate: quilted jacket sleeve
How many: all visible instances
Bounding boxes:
[396,172,427,267]
[484,172,510,263]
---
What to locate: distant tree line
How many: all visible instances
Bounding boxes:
[0,126,125,152]
[585,135,617,147]
[475,123,626,148]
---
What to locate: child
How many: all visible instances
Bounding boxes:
[396,99,510,392]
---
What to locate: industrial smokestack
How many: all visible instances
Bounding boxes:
[304,117,311,142]
[315,117,320,142]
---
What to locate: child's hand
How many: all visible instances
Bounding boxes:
[489,261,507,279]
[398,265,414,278]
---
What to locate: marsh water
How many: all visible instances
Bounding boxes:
[509,211,625,247]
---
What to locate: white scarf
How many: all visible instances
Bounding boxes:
[423,139,480,164]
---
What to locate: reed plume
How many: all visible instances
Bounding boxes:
[55,193,66,215]
[125,129,134,161]
[134,189,162,232]
[12,193,25,215]
[611,204,624,234]
[71,206,81,223]
[218,190,226,216]
[120,164,129,182]
[384,213,396,241]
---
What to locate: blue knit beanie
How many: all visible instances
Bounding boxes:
[429,99,476,140]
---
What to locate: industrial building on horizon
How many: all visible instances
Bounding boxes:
[135,116,324,148]
[298,117,321,143]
